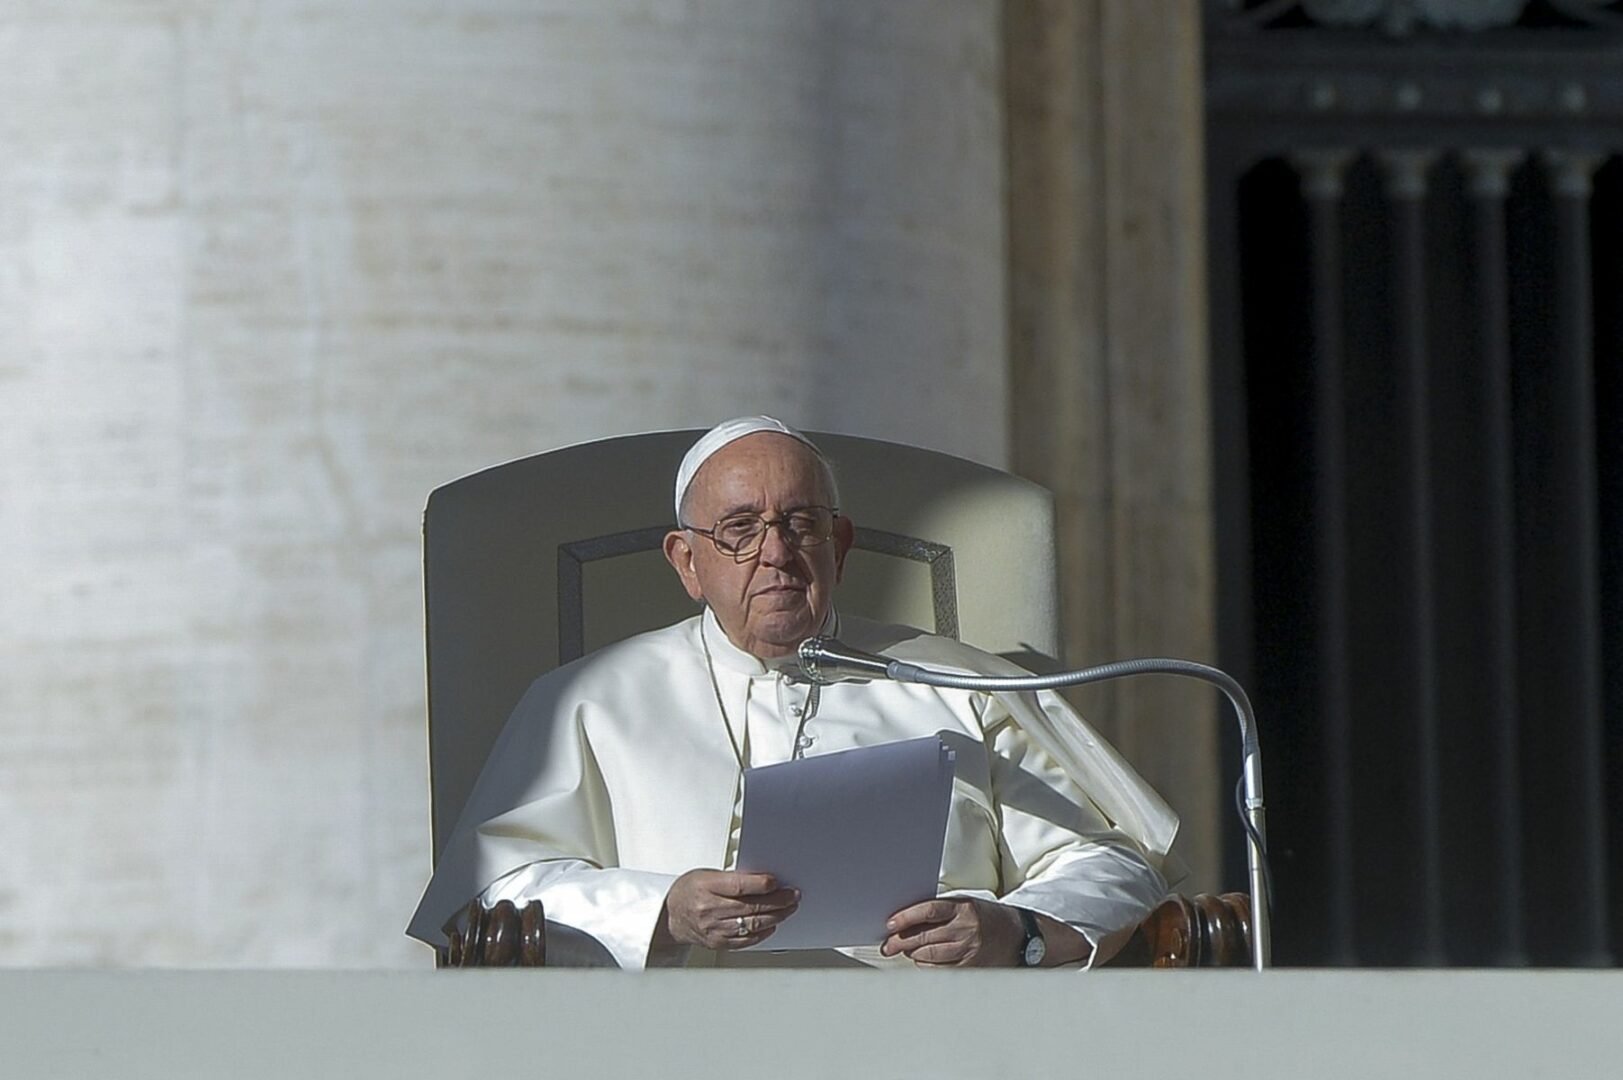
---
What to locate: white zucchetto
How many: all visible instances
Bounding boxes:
[672,416,824,522]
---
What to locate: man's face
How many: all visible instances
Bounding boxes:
[663,433,854,660]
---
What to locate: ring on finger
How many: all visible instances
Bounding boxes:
[735,915,749,937]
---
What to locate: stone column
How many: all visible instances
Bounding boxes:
[1003,0,1219,888]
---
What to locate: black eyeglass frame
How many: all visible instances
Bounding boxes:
[680,505,841,562]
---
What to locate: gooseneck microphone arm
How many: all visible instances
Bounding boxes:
[797,636,1271,972]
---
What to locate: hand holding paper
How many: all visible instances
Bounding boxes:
[655,869,801,951]
[735,735,956,950]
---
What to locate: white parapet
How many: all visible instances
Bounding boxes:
[1,969,1620,1079]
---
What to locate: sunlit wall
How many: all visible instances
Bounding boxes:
[0,0,1005,966]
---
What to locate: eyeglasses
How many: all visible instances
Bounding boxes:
[683,506,839,561]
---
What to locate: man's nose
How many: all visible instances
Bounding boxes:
[757,520,797,566]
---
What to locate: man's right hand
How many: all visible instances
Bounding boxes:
[654,869,800,951]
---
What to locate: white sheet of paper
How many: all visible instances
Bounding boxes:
[735,735,955,950]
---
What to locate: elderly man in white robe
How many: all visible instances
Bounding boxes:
[409,417,1179,969]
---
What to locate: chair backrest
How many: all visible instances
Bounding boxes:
[424,430,1059,861]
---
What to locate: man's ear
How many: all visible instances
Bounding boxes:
[832,515,855,584]
[663,529,705,601]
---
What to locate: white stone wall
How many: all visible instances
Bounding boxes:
[0,1,1005,966]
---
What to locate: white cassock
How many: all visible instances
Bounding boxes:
[407,608,1181,969]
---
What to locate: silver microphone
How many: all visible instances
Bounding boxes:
[796,636,900,684]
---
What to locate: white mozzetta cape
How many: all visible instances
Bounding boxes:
[408,610,1180,969]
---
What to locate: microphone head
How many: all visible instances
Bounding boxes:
[797,636,831,684]
[797,636,893,685]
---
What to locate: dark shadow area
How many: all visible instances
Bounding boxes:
[1209,18,1623,966]
[1590,155,1623,963]
[1236,157,1323,965]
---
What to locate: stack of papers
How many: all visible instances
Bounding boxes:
[736,735,956,950]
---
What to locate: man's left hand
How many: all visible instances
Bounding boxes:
[880,897,1025,967]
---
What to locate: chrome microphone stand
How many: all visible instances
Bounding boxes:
[800,640,1271,971]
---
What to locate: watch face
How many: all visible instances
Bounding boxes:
[1024,936,1047,967]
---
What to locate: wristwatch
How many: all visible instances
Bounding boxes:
[1016,907,1046,967]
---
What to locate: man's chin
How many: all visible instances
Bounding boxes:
[746,614,818,657]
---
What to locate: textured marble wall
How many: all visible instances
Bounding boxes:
[0,1,1004,966]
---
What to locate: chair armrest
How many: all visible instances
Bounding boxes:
[1103,891,1253,968]
[437,899,547,967]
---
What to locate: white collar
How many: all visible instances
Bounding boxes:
[698,606,838,679]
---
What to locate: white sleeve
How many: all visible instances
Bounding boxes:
[408,677,677,970]
[479,860,680,970]
[973,703,1169,968]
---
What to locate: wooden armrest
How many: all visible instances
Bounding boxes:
[437,899,547,968]
[1104,891,1253,968]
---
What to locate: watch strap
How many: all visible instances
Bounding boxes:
[1017,907,1044,967]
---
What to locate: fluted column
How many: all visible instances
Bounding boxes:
[1378,147,1445,964]
[1462,147,1528,966]
[1541,149,1613,968]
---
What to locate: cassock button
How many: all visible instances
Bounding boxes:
[788,703,803,717]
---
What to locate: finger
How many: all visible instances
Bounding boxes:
[716,871,781,897]
[886,899,961,934]
[709,924,778,951]
[739,908,797,932]
[723,890,801,916]
[908,940,974,966]
[696,897,796,932]
[889,922,954,950]
[892,922,976,959]
[884,928,948,957]
[720,908,796,938]
[764,907,799,927]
